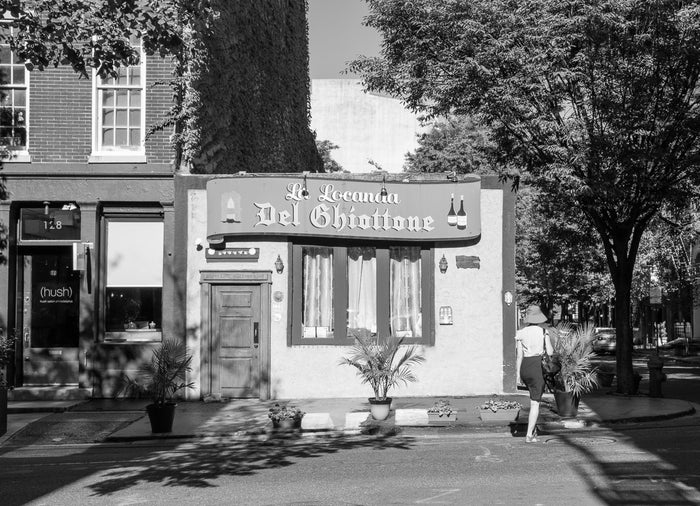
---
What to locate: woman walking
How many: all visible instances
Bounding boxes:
[515,305,554,443]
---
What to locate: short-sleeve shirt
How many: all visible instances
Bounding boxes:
[515,325,547,357]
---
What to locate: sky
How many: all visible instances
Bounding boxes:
[307,0,381,79]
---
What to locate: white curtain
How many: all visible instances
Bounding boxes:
[302,247,333,336]
[390,247,422,337]
[347,247,377,336]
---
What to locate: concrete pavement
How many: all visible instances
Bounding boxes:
[2,349,698,445]
[1,389,696,446]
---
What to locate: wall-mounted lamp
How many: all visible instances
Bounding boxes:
[43,200,50,215]
[275,254,285,274]
[380,174,388,197]
[439,254,448,274]
[301,172,309,198]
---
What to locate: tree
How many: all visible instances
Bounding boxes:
[404,115,493,174]
[316,139,345,173]
[406,115,612,318]
[351,0,700,394]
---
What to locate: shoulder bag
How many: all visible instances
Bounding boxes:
[541,329,561,375]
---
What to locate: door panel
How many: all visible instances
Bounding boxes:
[21,249,80,385]
[212,285,260,398]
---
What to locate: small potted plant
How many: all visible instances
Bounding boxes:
[427,399,458,424]
[117,339,194,433]
[268,403,305,430]
[478,396,522,422]
[339,333,425,421]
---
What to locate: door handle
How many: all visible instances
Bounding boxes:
[24,327,30,347]
[253,322,259,348]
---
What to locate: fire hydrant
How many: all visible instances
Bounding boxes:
[648,355,666,398]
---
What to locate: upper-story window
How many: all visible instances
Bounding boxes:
[92,38,145,160]
[0,22,28,153]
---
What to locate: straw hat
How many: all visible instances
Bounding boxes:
[523,305,547,324]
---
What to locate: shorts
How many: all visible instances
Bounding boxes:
[520,355,545,402]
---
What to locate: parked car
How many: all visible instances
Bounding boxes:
[592,327,616,354]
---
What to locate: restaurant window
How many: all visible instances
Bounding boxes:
[103,217,163,342]
[291,243,433,345]
[92,38,145,158]
[0,22,28,152]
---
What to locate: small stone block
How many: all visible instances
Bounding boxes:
[345,412,370,430]
[395,409,430,426]
[301,413,334,431]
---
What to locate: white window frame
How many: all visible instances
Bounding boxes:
[90,39,146,163]
[0,19,30,162]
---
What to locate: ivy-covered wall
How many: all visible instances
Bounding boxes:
[187,0,322,174]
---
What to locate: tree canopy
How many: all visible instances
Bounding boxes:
[351,0,700,394]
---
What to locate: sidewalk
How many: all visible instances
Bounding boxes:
[2,388,696,446]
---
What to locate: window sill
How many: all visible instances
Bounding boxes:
[2,151,31,163]
[104,330,162,343]
[89,153,147,164]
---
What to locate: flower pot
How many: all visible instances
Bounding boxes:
[146,402,177,433]
[0,387,7,437]
[368,397,392,421]
[428,412,458,425]
[554,390,580,418]
[479,408,520,422]
[272,418,302,430]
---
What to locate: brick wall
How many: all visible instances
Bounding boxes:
[28,54,174,165]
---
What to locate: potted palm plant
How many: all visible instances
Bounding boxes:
[339,334,425,420]
[118,338,194,433]
[549,322,598,418]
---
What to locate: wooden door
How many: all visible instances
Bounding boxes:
[211,284,261,398]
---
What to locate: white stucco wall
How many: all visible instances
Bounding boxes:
[310,79,429,174]
[186,186,506,399]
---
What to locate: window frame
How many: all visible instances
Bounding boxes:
[90,39,146,162]
[99,207,165,343]
[290,241,434,346]
[0,20,30,158]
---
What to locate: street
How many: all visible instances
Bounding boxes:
[1,358,700,506]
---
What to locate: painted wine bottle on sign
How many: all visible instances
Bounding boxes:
[447,193,457,226]
[457,195,467,230]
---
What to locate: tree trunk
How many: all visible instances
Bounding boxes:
[614,285,635,394]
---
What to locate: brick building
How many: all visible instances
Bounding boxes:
[0,37,178,399]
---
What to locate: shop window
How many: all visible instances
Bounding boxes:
[103,218,163,341]
[291,243,433,345]
[91,38,145,161]
[0,22,28,153]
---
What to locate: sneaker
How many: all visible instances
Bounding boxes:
[525,435,540,443]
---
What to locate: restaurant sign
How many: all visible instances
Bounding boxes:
[206,176,481,243]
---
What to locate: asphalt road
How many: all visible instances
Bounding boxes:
[2,417,700,505]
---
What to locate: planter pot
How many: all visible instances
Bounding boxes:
[272,418,302,430]
[0,387,7,437]
[598,371,615,388]
[428,412,458,425]
[479,408,520,422]
[554,390,580,418]
[368,397,392,421]
[146,402,177,433]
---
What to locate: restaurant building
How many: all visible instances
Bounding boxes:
[176,172,516,400]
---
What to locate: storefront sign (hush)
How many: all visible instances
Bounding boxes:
[206,175,481,244]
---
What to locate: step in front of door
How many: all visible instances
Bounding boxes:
[8,386,91,402]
